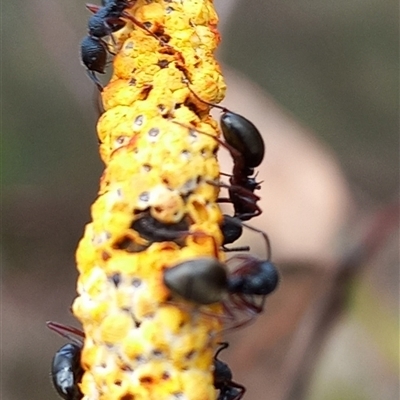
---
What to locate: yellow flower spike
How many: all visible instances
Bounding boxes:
[181,370,216,400]
[73,0,229,399]
[131,2,165,26]
[100,313,133,344]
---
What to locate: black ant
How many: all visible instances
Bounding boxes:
[163,256,229,305]
[187,87,265,170]
[130,211,250,253]
[214,343,246,400]
[224,221,278,322]
[163,225,279,327]
[172,118,263,221]
[220,214,272,253]
[47,322,84,400]
[113,211,221,255]
[184,86,265,221]
[226,256,279,317]
[130,211,191,246]
[81,0,167,90]
[220,214,250,252]
[48,322,245,400]
[163,255,279,328]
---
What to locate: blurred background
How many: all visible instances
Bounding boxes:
[2,0,398,399]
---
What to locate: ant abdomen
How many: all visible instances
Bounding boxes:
[220,112,265,169]
[163,257,228,305]
[51,343,83,400]
[80,36,107,74]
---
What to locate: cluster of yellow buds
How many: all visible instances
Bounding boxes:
[48,0,280,399]
[71,1,231,399]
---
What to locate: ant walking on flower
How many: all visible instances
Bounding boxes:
[81,0,169,90]
[47,321,84,400]
[163,226,279,328]
[214,342,246,400]
[172,88,265,221]
[47,322,249,400]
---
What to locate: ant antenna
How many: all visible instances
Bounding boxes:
[170,120,243,161]
[214,342,229,358]
[47,321,85,345]
[224,218,272,261]
[241,220,272,261]
[185,83,229,113]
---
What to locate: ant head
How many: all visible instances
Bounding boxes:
[245,174,262,192]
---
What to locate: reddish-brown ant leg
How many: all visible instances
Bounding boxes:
[172,120,262,221]
[85,3,101,13]
[210,180,263,221]
[224,221,271,260]
[221,311,257,333]
[171,120,247,172]
[47,321,85,345]
[231,293,265,314]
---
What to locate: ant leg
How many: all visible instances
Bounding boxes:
[229,190,262,221]
[233,293,265,314]
[87,70,104,92]
[221,313,257,332]
[222,245,250,253]
[244,221,270,258]
[216,197,232,204]
[210,181,260,202]
[234,208,262,222]
[93,88,105,116]
[210,180,263,221]
[185,83,229,114]
[226,219,272,260]
[214,342,229,359]
[122,12,167,47]
[229,382,246,400]
[85,3,101,13]
[171,120,245,170]
[47,321,85,345]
